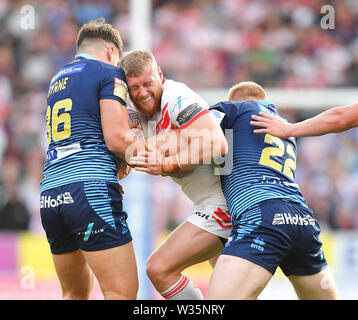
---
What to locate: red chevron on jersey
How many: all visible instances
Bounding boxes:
[212,208,233,229]
[156,103,174,133]
[156,103,168,132]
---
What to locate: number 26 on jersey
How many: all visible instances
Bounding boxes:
[46,98,72,144]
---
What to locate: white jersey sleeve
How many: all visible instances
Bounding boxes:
[161,79,210,129]
[127,104,155,139]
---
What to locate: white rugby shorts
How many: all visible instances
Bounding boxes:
[186,202,232,240]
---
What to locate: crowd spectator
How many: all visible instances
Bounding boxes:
[0,0,358,233]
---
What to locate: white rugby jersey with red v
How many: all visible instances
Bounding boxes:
[143,78,233,239]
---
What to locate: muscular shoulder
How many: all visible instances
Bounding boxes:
[210,100,265,130]
[161,79,209,128]
[162,79,208,108]
[213,100,275,117]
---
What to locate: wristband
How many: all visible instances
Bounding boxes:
[161,162,169,176]
[161,156,181,175]
[175,153,182,169]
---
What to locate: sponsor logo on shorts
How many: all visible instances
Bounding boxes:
[312,247,325,261]
[272,213,316,226]
[40,192,74,208]
[194,211,210,220]
[211,208,233,229]
[225,236,233,247]
[77,223,104,242]
[251,237,266,252]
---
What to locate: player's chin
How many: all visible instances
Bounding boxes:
[137,102,156,117]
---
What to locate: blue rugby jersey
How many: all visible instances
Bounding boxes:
[210,100,308,220]
[41,55,128,192]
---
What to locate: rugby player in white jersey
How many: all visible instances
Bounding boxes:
[121,50,231,300]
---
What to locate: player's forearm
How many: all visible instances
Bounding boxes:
[288,104,358,137]
[108,129,145,161]
[146,130,181,156]
[161,133,228,174]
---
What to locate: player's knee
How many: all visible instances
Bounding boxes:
[61,278,93,300]
[100,277,139,300]
[146,255,171,281]
[145,255,161,281]
[62,289,91,300]
[103,288,138,300]
[99,277,138,300]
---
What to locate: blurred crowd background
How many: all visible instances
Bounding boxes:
[1,0,358,236]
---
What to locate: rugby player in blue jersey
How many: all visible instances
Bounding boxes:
[40,19,142,300]
[206,82,339,300]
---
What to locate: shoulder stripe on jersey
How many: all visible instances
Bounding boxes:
[179,109,210,130]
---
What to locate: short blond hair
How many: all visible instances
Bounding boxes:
[76,18,123,54]
[228,81,267,101]
[120,49,157,77]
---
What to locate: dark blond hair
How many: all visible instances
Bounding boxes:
[120,49,157,77]
[76,18,123,55]
[228,81,267,101]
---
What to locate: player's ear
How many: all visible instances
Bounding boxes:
[157,66,163,80]
[106,45,115,64]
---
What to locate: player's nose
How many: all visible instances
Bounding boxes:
[136,86,148,99]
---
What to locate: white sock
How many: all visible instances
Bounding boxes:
[160,274,203,300]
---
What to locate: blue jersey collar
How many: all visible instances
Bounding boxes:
[259,100,273,106]
[259,100,276,111]
[77,53,96,60]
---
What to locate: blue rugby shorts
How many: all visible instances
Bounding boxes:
[40,181,132,254]
[222,199,327,276]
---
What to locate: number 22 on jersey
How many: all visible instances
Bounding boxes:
[259,134,297,180]
[46,98,72,144]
